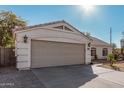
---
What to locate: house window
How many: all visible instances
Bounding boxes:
[102,48,108,56]
[91,47,96,56]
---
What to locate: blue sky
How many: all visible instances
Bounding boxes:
[0,5,123,47]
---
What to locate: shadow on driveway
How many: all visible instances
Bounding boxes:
[0,65,97,88]
[0,66,45,88]
[32,64,98,88]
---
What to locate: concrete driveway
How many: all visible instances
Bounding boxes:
[32,64,124,88]
[0,64,124,88]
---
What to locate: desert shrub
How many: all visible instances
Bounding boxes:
[114,53,119,60]
[107,53,116,66]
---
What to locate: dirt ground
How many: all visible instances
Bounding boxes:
[98,61,124,72]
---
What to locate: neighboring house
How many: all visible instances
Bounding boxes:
[90,36,112,60]
[14,20,112,70]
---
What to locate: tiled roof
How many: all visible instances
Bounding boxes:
[15,20,92,40]
[15,20,66,31]
[90,36,111,46]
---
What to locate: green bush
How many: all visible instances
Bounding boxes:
[107,53,116,66]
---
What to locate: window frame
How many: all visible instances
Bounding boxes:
[102,48,108,56]
[91,47,96,56]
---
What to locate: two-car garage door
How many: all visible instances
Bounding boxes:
[31,40,85,68]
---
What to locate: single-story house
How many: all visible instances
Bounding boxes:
[14,20,112,70]
[90,36,112,60]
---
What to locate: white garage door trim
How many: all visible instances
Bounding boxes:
[31,40,85,68]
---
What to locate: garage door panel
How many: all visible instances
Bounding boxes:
[31,40,85,68]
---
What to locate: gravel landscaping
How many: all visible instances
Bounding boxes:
[98,61,124,72]
[0,66,45,88]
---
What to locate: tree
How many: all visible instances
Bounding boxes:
[111,43,117,50]
[0,11,26,47]
[83,32,90,37]
[120,31,124,54]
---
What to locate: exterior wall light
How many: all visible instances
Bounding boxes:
[23,35,28,43]
[87,42,91,50]
[88,42,91,47]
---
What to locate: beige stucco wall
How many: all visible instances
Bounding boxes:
[85,44,91,64]
[15,27,91,70]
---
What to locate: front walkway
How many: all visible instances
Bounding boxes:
[80,64,124,87]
